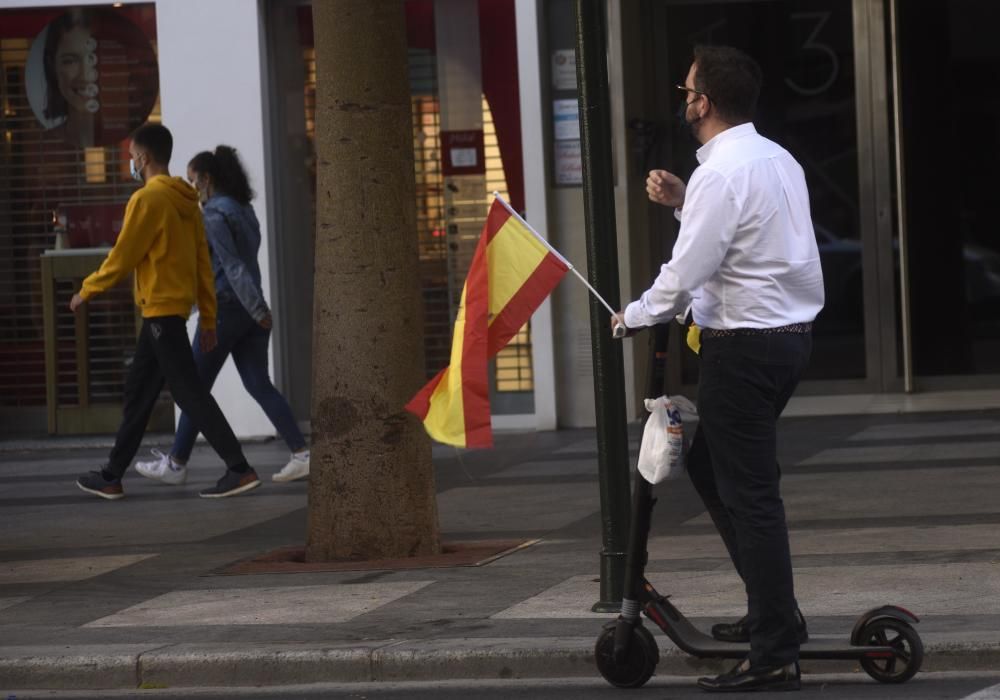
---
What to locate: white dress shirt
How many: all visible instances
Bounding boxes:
[624,123,825,330]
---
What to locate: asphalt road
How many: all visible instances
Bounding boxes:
[13,673,1000,700]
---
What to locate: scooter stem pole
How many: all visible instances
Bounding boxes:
[613,326,669,663]
[613,473,655,664]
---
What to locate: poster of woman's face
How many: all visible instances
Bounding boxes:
[25,8,159,148]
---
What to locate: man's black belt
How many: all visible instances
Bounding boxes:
[700,322,812,339]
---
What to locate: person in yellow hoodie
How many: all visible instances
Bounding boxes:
[71,123,261,500]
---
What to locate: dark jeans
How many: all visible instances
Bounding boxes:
[685,332,812,668]
[107,316,246,478]
[172,300,305,462]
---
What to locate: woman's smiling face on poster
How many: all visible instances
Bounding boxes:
[55,25,99,114]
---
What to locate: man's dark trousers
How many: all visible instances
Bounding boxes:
[686,331,812,668]
[106,315,246,478]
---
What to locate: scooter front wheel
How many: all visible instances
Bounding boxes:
[859,618,924,683]
[595,622,659,689]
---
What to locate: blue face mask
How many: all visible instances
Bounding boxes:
[129,157,144,183]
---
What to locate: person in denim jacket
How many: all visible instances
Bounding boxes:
[135,145,310,484]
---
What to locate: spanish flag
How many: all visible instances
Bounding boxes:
[406,196,570,447]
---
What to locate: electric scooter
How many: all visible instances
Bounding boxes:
[595,326,924,689]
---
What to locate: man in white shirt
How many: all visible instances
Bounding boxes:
[614,45,824,693]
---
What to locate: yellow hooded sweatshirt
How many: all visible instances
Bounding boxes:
[80,175,216,329]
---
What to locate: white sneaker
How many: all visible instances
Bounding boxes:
[134,448,188,485]
[272,450,309,482]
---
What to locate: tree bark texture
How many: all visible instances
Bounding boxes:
[307,0,441,561]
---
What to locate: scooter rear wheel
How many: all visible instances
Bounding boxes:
[858,618,924,683]
[595,623,659,689]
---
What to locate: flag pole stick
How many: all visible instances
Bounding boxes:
[493,192,620,319]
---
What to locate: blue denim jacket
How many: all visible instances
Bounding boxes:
[202,195,269,321]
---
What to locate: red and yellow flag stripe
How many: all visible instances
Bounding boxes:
[405,199,569,447]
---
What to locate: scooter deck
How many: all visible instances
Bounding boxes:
[667,626,894,661]
[642,592,896,661]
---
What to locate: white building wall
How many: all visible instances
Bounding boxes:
[515,0,557,431]
[156,0,274,439]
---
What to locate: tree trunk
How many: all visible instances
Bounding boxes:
[307,0,440,561]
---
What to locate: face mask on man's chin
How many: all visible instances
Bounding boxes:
[129,157,144,183]
[675,101,705,141]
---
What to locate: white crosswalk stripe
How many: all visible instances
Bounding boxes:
[960,682,1000,699]
[85,581,434,627]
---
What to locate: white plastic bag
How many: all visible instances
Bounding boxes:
[636,395,697,484]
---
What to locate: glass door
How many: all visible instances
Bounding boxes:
[652,0,871,388]
[892,0,1000,384]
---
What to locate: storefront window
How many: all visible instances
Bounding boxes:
[0,4,161,434]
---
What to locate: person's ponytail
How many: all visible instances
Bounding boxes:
[212,145,254,205]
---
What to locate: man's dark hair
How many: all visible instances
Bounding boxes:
[692,45,762,125]
[132,123,173,165]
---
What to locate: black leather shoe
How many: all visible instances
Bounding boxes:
[710,615,750,643]
[697,658,801,692]
[710,610,809,644]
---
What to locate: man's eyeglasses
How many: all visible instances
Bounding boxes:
[676,84,710,103]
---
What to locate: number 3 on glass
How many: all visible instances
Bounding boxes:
[785,11,840,97]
